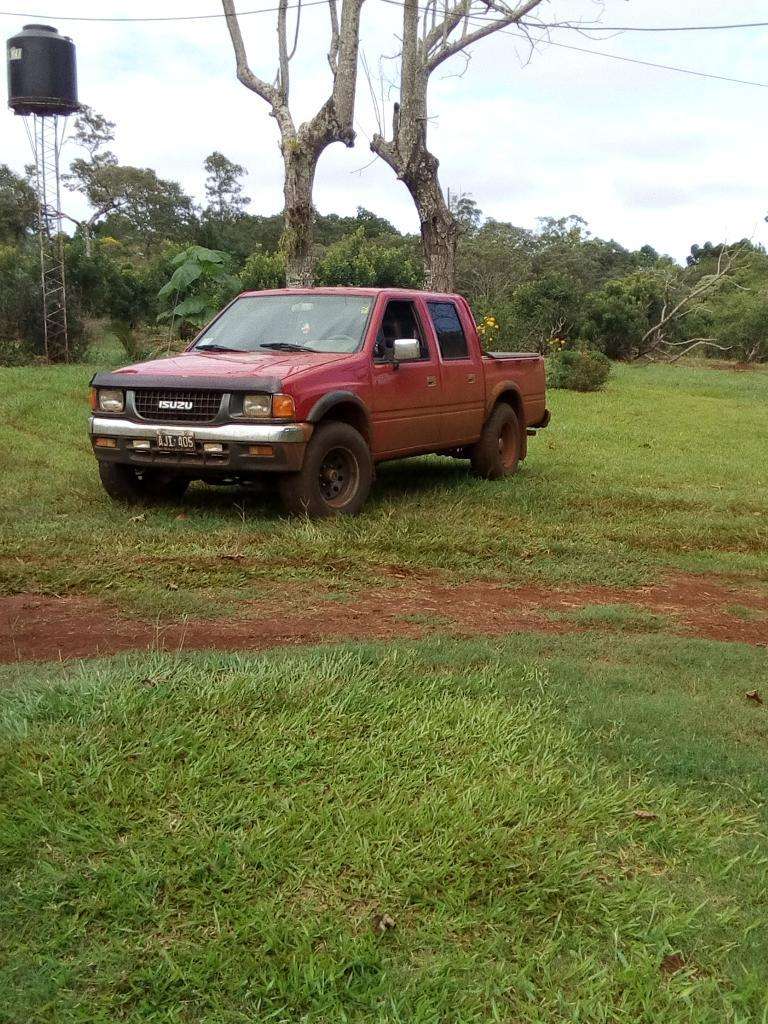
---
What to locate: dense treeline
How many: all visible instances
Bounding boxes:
[1,109,767,366]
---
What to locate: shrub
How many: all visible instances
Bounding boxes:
[548,348,611,392]
[0,337,37,366]
[239,249,286,291]
[316,228,423,288]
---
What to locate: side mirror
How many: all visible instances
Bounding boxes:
[392,338,420,364]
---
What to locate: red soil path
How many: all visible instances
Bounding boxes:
[2,572,768,664]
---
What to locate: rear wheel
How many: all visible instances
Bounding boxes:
[98,462,190,505]
[470,403,522,480]
[278,422,372,518]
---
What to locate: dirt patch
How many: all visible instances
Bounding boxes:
[2,573,768,664]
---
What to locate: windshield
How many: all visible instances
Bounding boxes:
[195,294,373,354]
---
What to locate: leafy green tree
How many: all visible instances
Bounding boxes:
[536,214,589,245]
[64,107,121,254]
[65,108,196,254]
[0,165,37,244]
[508,272,584,352]
[99,169,196,251]
[710,286,768,363]
[157,246,240,331]
[315,208,402,246]
[448,191,483,236]
[315,228,423,288]
[581,273,665,359]
[457,220,538,309]
[203,151,250,219]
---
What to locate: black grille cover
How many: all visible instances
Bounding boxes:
[134,389,222,423]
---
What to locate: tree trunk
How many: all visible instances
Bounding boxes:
[83,222,93,258]
[372,132,459,293]
[370,12,459,293]
[281,144,318,287]
[407,168,458,292]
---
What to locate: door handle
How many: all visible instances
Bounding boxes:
[426,375,437,388]
[467,373,477,384]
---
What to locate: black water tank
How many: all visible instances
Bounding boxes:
[7,24,78,116]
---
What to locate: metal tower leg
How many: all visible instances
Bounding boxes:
[26,113,69,361]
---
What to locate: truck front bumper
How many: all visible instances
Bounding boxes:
[89,416,312,473]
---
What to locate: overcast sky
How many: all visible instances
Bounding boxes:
[3,0,767,262]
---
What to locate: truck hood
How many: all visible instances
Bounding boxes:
[109,348,352,384]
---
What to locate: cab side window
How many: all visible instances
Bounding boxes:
[427,301,469,360]
[374,300,428,361]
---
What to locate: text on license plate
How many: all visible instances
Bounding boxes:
[157,431,195,452]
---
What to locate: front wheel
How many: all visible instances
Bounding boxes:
[278,422,373,518]
[470,404,522,480]
[98,462,190,505]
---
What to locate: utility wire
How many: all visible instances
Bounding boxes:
[502,33,768,90]
[2,3,768,32]
[0,2,328,21]
[2,2,767,89]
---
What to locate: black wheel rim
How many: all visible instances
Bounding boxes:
[318,446,359,508]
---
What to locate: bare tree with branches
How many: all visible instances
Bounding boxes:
[639,247,743,362]
[370,1,597,291]
[222,0,365,285]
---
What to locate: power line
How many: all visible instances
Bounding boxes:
[560,20,768,34]
[2,1,767,90]
[503,33,768,90]
[0,2,328,21]
[2,3,768,32]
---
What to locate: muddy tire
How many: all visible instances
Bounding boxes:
[470,403,522,480]
[98,462,190,505]
[278,422,372,518]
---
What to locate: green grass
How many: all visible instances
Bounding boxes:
[547,603,675,632]
[3,352,768,1020]
[1,358,767,617]
[2,636,768,1023]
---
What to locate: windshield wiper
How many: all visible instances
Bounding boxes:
[260,342,319,353]
[195,343,242,353]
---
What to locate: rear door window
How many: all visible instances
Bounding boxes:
[427,301,469,360]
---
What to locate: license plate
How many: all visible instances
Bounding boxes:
[156,431,195,452]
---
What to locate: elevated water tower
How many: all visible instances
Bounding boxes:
[7,24,79,361]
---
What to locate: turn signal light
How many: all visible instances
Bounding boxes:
[89,387,98,411]
[248,445,274,458]
[94,437,117,448]
[272,394,295,419]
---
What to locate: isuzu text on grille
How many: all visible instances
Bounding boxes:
[158,400,193,411]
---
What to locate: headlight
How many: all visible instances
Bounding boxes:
[242,393,272,418]
[97,388,124,413]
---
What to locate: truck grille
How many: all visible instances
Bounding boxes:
[134,389,223,423]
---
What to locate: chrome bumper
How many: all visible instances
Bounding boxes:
[89,416,311,443]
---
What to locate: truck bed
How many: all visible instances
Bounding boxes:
[483,351,540,359]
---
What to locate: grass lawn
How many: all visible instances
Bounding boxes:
[2,636,768,1023]
[2,353,768,1021]
[0,355,766,618]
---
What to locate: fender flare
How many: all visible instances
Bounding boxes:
[307,390,372,435]
[487,381,525,419]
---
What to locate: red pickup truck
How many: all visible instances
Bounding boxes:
[89,288,549,517]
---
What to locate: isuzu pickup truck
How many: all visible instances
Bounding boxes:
[89,288,549,517]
